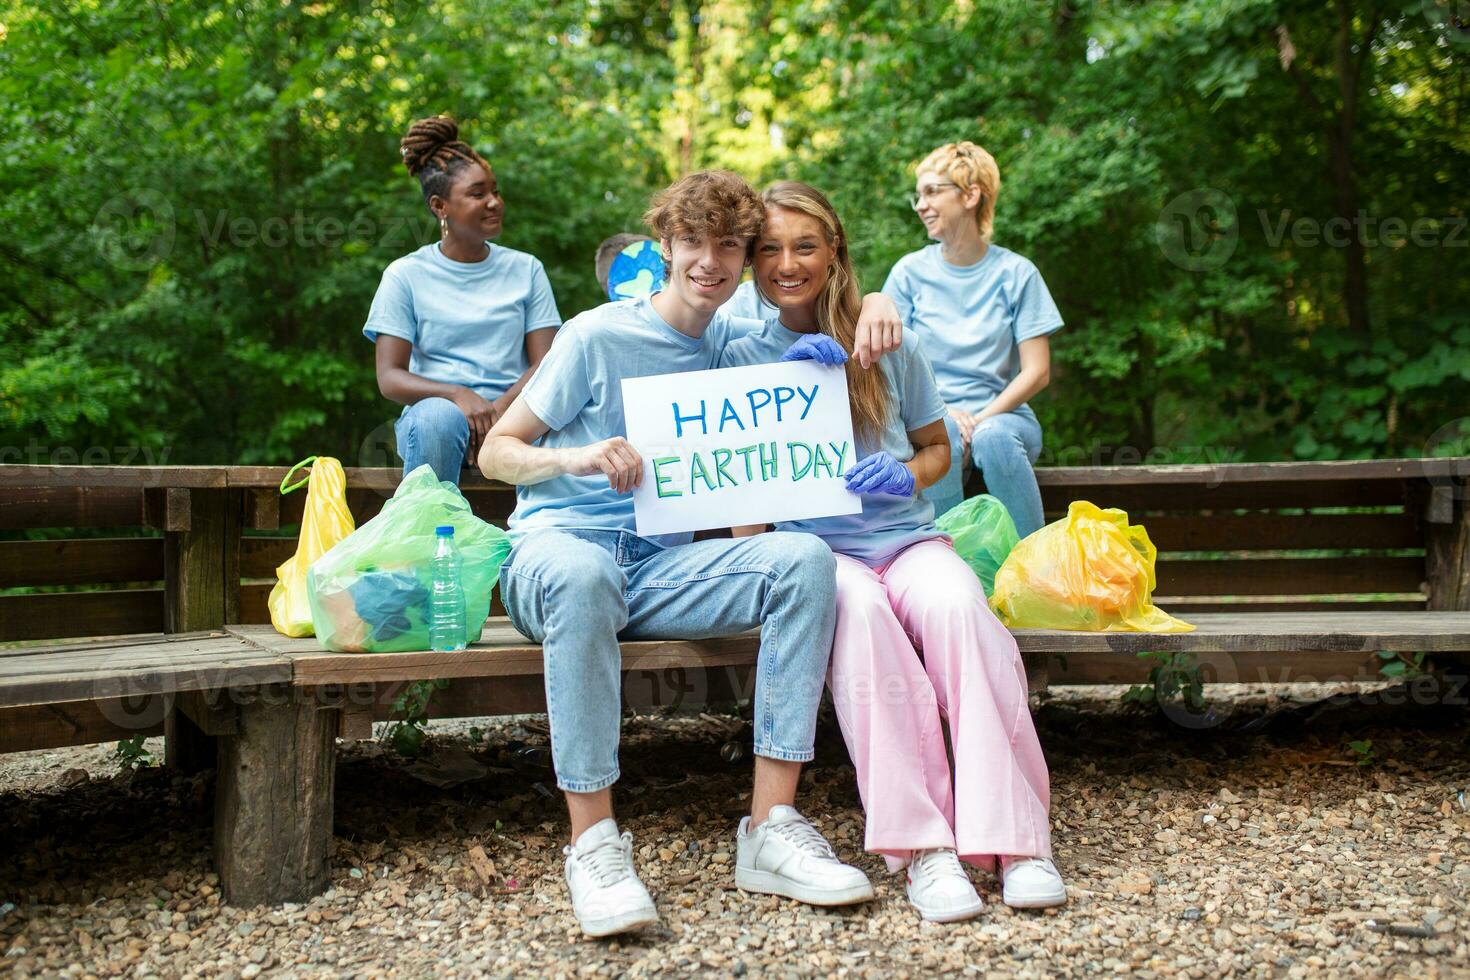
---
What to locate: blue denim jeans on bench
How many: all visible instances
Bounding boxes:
[499,528,838,793]
[394,397,470,485]
[926,410,1046,537]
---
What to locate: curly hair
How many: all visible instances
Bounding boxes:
[643,170,765,248]
[917,141,1001,241]
[399,115,495,207]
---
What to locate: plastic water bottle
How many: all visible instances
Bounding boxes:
[429,525,467,652]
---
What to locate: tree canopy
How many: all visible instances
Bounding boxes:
[2,0,1466,467]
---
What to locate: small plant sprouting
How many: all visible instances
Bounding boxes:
[1122,651,1207,714]
[384,678,450,758]
[1347,739,1377,767]
[113,735,156,770]
[1375,650,1426,680]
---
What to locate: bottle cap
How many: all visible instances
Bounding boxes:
[435,525,454,536]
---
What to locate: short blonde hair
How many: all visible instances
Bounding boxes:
[916,141,1000,241]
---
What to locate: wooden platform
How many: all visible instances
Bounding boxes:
[221,612,1470,682]
[4,456,1467,906]
[8,612,1468,720]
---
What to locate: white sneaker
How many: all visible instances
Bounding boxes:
[1001,855,1067,909]
[906,848,984,923]
[563,819,658,937]
[735,805,874,906]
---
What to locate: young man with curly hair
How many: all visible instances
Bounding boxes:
[480,171,904,937]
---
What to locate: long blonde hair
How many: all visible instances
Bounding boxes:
[756,182,890,442]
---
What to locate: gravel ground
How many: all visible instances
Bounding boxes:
[3,681,1468,978]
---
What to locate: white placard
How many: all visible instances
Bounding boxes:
[621,361,863,536]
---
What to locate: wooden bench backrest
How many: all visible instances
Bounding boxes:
[2,459,1467,643]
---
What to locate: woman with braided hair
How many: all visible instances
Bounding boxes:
[364,115,561,484]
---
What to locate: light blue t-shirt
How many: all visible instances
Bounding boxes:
[881,243,1062,419]
[508,297,758,547]
[363,242,562,400]
[719,280,779,321]
[720,319,949,566]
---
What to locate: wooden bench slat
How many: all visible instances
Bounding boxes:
[240,537,295,579]
[226,623,761,685]
[0,700,166,753]
[238,582,270,625]
[1033,479,1408,514]
[0,486,145,530]
[0,638,250,678]
[1156,556,1425,597]
[220,611,1470,688]
[0,466,230,489]
[0,538,164,588]
[5,457,1460,497]
[1029,458,1468,486]
[1008,610,1470,653]
[1144,513,1422,552]
[0,589,165,642]
[0,638,291,709]
[1161,597,1426,614]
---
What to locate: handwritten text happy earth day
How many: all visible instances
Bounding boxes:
[651,385,852,497]
[622,361,863,537]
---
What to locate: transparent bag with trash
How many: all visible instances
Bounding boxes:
[307,464,511,652]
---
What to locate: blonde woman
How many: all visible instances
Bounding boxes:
[882,141,1062,534]
[722,181,1065,923]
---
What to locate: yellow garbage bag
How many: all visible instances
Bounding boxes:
[989,500,1193,633]
[268,456,355,637]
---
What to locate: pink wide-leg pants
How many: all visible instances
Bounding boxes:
[828,538,1052,874]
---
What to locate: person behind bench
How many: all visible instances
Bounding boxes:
[479,171,905,938]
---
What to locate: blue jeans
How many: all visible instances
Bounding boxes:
[927,411,1046,537]
[499,528,838,793]
[395,397,469,485]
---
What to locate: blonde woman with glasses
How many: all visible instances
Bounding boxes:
[883,141,1063,535]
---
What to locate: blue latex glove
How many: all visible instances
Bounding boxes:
[844,451,916,497]
[780,334,848,366]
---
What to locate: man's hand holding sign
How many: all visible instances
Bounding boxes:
[622,340,863,537]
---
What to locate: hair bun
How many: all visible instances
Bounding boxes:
[400,115,460,176]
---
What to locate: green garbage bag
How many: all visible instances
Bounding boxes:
[934,493,1020,597]
[307,464,511,652]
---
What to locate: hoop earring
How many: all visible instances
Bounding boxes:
[439,216,448,238]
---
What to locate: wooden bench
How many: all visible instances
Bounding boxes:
[3,458,1468,905]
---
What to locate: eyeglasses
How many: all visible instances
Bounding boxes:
[909,182,960,209]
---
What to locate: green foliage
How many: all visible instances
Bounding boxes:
[0,0,1465,466]
[384,677,449,758]
[1123,651,1207,713]
[1346,738,1377,767]
[113,734,157,770]
[1375,649,1427,679]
